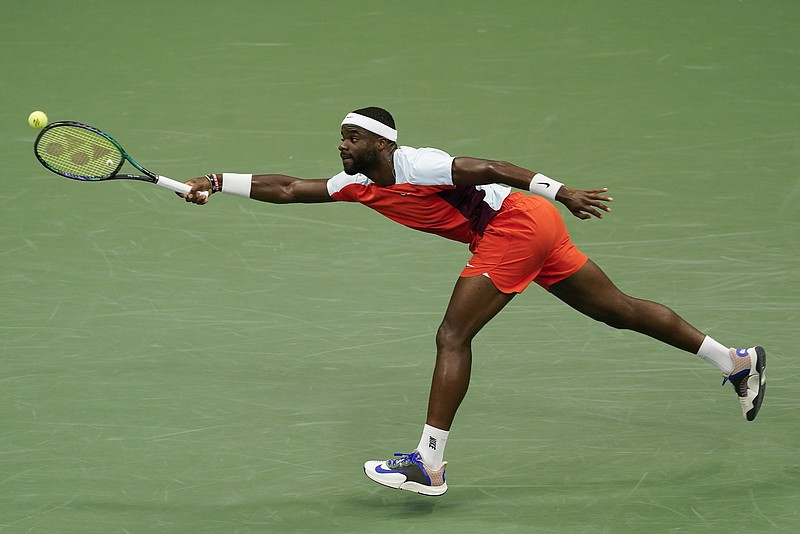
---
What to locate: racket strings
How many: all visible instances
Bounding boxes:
[35,126,123,180]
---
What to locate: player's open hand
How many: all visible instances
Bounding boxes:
[556,187,613,219]
[179,177,212,205]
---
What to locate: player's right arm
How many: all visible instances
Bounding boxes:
[182,174,334,205]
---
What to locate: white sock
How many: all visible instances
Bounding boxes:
[697,336,734,374]
[416,424,448,470]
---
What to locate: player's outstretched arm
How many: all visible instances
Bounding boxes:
[452,157,612,219]
[181,174,333,205]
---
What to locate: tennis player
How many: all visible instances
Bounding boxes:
[181,107,766,496]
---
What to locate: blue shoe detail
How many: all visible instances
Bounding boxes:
[375,463,411,474]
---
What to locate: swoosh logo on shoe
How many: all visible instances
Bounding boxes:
[374,465,410,474]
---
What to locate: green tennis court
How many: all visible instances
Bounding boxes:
[2,1,798,531]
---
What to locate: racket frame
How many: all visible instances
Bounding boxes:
[34,121,198,195]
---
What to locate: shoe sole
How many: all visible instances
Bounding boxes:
[400,480,448,496]
[363,466,448,496]
[745,346,767,421]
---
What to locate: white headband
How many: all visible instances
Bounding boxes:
[341,112,398,142]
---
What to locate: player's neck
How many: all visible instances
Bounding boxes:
[366,147,397,187]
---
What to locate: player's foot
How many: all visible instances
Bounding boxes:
[364,451,447,496]
[722,346,766,421]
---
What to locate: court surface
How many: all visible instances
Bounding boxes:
[2,1,798,532]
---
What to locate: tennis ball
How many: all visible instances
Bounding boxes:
[28,111,48,129]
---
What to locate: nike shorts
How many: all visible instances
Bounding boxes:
[461,192,588,294]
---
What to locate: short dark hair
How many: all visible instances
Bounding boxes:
[352,106,396,130]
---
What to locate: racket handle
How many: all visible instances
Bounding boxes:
[156,175,209,198]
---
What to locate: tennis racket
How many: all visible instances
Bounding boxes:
[34,121,206,197]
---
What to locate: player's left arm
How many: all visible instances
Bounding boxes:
[451,157,613,220]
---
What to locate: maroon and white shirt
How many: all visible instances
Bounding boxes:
[327,146,511,246]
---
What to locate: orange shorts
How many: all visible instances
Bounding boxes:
[461,193,588,294]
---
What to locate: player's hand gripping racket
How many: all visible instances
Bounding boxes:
[34,121,206,197]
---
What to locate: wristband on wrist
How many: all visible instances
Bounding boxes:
[528,173,564,200]
[222,173,253,198]
[205,173,221,194]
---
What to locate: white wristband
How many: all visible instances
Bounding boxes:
[222,173,252,198]
[528,173,563,200]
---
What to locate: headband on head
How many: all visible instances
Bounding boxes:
[341,112,398,142]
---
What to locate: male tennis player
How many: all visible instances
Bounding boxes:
[181,107,766,497]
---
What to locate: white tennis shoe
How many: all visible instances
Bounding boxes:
[364,451,447,496]
[722,346,766,421]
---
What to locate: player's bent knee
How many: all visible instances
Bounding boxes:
[435,322,471,351]
[603,314,633,331]
[592,297,639,331]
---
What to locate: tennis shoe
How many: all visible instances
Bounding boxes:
[364,451,447,496]
[722,346,766,421]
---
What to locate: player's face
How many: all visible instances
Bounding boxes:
[339,126,379,175]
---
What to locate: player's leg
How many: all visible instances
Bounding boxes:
[549,258,705,352]
[427,274,516,430]
[363,274,514,496]
[549,258,766,420]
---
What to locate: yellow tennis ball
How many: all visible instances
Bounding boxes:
[28,111,48,129]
